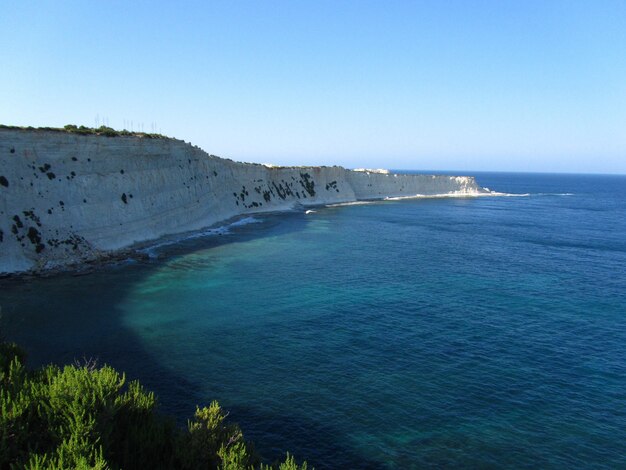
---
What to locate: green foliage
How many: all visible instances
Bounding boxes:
[0,341,25,373]
[270,453,308,470]
[0,343,309,470]
[0,123,167,139]
[95,126,117,137]
[183,402,250,469]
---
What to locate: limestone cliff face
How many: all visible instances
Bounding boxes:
[0,129,485,274]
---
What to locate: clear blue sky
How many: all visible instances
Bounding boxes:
[1,1,625,173]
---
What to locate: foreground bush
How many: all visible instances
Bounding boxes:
[0,342,307,469]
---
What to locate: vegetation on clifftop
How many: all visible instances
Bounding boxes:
[0,124,168,140]
[0,342,308,470]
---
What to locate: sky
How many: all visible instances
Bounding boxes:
[1,1,625,173]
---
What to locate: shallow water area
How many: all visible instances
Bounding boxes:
[2,172,626,469]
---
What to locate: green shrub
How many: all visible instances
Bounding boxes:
[0,124,169,139]
[96,126,118,137]
[0,343,309,470]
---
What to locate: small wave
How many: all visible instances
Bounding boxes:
[326,201,378,207]
[228,216,263,227]
[485,192,573,198]
[485,191,531,197]
[138,217,262,259]
[305,210,316,214]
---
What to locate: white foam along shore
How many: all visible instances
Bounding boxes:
[138,216,262,259]
[384,190,531,200]
[0,128,490,275]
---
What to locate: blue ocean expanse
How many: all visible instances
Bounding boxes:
[2,172,625,468]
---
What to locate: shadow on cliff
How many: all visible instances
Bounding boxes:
[0,210,384,469]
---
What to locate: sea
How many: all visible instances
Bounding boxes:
[1,172,625,469]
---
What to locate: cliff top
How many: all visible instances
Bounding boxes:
[0,124,169,140]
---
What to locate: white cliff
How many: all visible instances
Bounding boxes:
[0,129,487,275]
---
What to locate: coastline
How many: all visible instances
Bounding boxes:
[0,128,488,276]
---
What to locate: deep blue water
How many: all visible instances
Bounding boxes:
[2,172,626,469]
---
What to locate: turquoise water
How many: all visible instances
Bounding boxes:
[2,172,626,468]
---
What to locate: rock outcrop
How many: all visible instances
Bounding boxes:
[0,129,486,274]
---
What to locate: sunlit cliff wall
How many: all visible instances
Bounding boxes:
[0,130,484,274]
